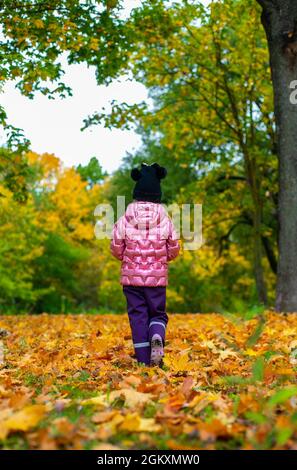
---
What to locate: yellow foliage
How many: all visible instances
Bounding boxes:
[0,405,47,440]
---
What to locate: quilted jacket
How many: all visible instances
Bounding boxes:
[110,201,180,286]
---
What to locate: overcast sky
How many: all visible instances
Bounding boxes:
[0,0,210,174]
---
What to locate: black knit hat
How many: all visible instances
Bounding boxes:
[131,162,167,203]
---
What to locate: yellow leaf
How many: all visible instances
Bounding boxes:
[93,443,122,450]
[118,413,161,433]
[80,395,107,408]
[138,417,161,433]
[24,83,32,93]
[0,405,46,439]
[108,389,152,408]
[244,348,261,356]
[218,349,239,360]
[118,413,140,432]
[163,352,196,372]
[34,19,44,28]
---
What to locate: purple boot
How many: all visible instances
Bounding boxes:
[123,285,168,366]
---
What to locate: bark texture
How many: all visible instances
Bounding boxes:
[257,0,297,311]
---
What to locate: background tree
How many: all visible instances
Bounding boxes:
[0,0,132,196]
[77,157,107,188]
[85,0,277,306]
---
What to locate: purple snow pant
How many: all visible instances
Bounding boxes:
[123,285,168,365]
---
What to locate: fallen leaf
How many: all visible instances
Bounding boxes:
[0,405,46,439]
[109,388,153,407]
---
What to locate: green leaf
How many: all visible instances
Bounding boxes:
[245,411,267,424]
[276,427,293,446]
[223,375,248,385]
[267,386,297,408]
[245,319,265,348]
[252,356,264,382]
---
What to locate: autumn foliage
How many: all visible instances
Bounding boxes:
[0,0,281,313]
[1,311,297,450]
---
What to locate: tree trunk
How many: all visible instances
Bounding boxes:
[242,144,268,305]
[253,205,268,305]
[257,0,297,311]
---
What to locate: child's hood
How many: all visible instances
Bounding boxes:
[125,201,167,228]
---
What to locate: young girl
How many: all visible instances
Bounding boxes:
[110,162,180,366]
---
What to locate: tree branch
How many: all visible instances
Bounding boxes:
[261,235,277,274]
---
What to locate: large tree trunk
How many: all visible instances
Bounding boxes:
[257,0,297,311]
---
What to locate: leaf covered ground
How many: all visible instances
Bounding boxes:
[1,312,297,450]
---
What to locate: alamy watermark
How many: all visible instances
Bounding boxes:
[94,196,203,251]
[289,80,297,104]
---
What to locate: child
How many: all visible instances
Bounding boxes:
[110,162,180,366]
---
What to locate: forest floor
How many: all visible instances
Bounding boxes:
[0,311,297,450]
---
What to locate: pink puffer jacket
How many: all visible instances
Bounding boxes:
[110,201,180,286]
